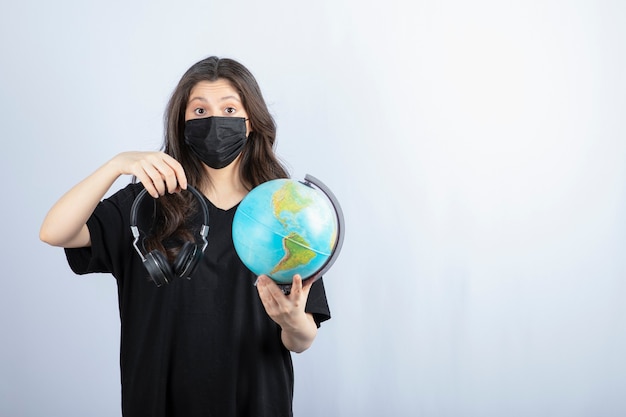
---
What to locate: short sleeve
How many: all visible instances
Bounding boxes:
[65,213,114,275]
[64,183,142,279]
[305,278,331,327]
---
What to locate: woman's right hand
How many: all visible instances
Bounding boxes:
[111,151,188,198]
[40,151,188,248]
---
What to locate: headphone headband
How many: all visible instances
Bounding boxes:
[130,185,209,229]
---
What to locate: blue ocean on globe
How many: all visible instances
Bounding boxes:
[232,178,339,284]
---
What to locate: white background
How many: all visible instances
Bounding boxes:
[1,1,625,416]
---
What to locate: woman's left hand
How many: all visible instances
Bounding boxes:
[256,274,318,353]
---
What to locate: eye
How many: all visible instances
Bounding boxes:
[194,108,206,116]
[224,107,237,115]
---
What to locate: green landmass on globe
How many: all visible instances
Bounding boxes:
[270,182,318,274]
[270,232,317,275]
[272,181,314,228]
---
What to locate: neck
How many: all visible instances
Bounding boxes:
[200,159,247,210]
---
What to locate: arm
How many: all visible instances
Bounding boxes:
[39,151,187,248]
[256,274,318,353]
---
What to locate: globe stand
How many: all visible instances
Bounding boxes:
[279,174,345,295]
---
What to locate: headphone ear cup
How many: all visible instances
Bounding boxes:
[145,250,174,286]
[173,241,201,279]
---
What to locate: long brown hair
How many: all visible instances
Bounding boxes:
[147,56,289,260]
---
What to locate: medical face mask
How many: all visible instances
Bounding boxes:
[184,116,247,169]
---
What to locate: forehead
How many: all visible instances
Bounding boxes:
[188,79,240,101]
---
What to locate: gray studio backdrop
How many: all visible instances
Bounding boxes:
[1,1,625,416]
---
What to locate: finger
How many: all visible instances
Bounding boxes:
[147,155,183,195]
[157,153,187,190]
[256,276,280,310]
[151,161,179,194]
[254,274,273,287]
[160,153,187,191]
[133,170,160,199]
[290,274,303,296]
[262,275,291,300]
[291,274,314,299]
[139,159,167,196]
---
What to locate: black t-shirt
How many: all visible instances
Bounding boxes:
[65,183,331,417]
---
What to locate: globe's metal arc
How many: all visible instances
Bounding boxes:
[300,174,345,284]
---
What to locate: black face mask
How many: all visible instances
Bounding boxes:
[184,117,247,169]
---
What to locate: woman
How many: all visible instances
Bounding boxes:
[40,56,331,417]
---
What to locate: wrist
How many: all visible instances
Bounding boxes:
[280,313,317,353]
[105,153,126,177]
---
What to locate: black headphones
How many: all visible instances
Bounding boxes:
[130,185,210,287]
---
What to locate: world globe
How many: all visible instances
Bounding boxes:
[232,175,344,285]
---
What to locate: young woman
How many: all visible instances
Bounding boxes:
[40,56,331,417]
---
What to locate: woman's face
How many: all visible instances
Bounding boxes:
[185,79,251,136]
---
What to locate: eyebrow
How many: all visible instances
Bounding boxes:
[188,95,242,103]
[219,95,242,102]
